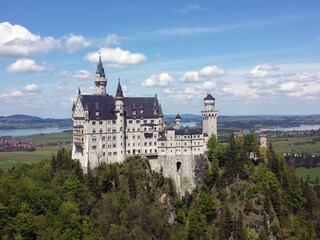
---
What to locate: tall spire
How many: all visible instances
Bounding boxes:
[96,53,105,78]
[94,53,107,95]
[116,78,124,98]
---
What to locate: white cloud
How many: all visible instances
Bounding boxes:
[183,87,201,95]
[7,58,48,73]
[1,90,23,98]
[199,65,225,79]
[245,63,281,78]
[0,22,59,57]
[64,34,91,53]
[280,81,301,92]
[299,73,319,82]
[85,47,147,67]
[72,70,91,80]
[106,34,121,46]
[163,88,175,94]
[181,81,216,98]
[143,73,173,87]
[181,65,225,82]
[201,81,216,90]
[0,83,41,102]
[24,83,39,92]
[181,71,199,82]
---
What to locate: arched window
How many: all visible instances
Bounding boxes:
[177,162,182,172]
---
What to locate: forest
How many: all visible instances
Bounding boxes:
[0,134,320,239]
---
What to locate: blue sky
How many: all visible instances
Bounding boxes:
[1,0,320,118]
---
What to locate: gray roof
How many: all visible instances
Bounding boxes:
[116,80,124,98]
[80,95,116,120]
[124,97,162,118]
[96,56,106,78]
[175,127,202,135]
[78,94,162,120]
[175,114,181,120]
[204,93,215,101]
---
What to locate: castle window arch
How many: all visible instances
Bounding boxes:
[176,162,181,172]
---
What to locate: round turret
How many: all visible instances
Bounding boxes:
[204,93,215,111]
[94,55,107,95]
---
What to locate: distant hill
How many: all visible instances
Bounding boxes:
[0,115,72,130]
[164,114,201,123]
[1,114,320,131]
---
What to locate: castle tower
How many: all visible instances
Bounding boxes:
[260,132,267,148]
[94,55,107,95]
[174,114,182,129]
[115,79,126,162]
[201,93,218,137]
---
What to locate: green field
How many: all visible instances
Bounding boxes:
[0,146,72,171]
[23,131,72,144]
[295,167,320,183]
[269,136,320,154]
[0,132,72,171]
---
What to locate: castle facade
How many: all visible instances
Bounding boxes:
[72,57,218,192]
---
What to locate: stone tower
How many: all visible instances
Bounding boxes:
[260,132,267,148]
[95,55,107,95]
[201,93,218,137]
[115,79,126,162]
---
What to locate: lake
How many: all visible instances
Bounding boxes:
[259,124,320,132]
[0,128,71,137]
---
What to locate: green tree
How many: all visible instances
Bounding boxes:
[207,134,218,161]
[218,206,233,240]
[187,207,207,240]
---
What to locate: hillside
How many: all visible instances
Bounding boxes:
[0,137,319,239]
[0,115,72,130]
[1,114,320,132]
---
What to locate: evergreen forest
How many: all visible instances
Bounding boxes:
[0,134,320,239]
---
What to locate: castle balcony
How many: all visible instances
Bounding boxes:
[73,136,84,147]
[73,125,84,135]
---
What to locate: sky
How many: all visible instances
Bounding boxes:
[0,0,320,118]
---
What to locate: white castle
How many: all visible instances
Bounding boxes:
[72,57,218,192]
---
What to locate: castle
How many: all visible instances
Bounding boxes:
[72,57,218,193]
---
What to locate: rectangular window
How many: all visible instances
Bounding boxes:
[129,120,133,124]
[92,146,96,150]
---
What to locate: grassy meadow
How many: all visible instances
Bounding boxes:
[269,136,320,154]
[295,167,320,183]
[0,132,72,171]
[0,146,71,171]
